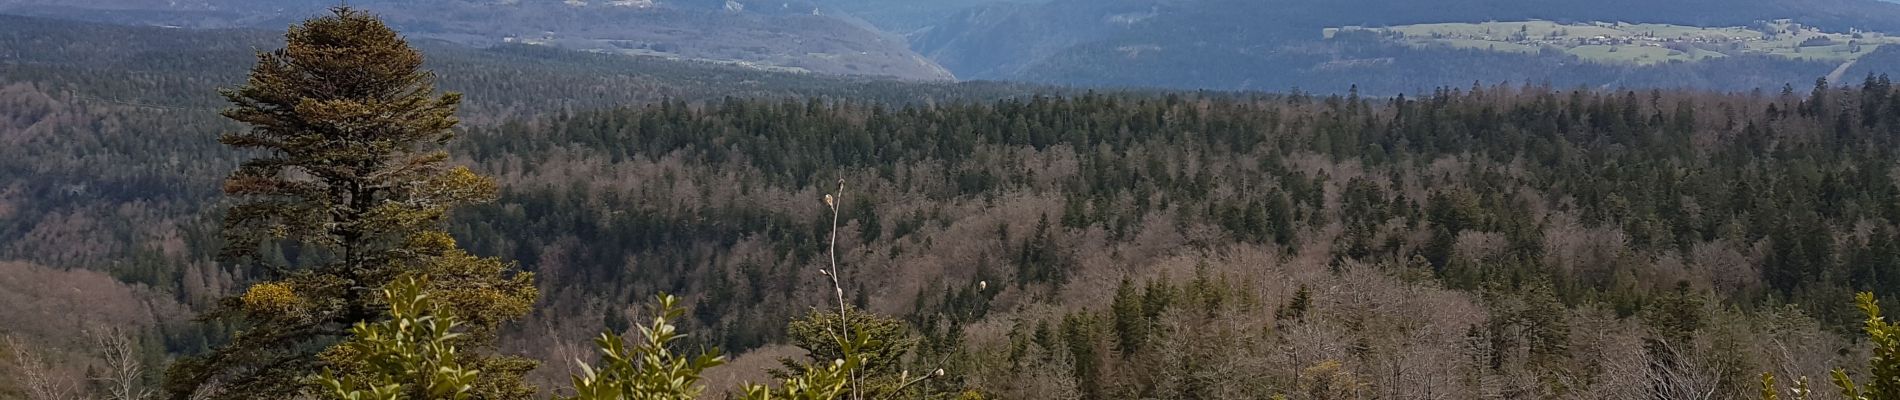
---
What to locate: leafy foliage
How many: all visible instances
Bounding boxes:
[313,276,480,400]
[1834,293,1900,400]
[312,281,909,400]
[563,294,726,400]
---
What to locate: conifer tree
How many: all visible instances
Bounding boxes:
[1265,191,1294,246]
[754,306,962,399]
[1110,278,1147,356]
[1061,314,1102,399]
[1277,285,1311,323]
[1016,215,1064,287]
[164,8,538,399]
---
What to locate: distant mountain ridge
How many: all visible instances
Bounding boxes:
[0,0,957,81]
[11,0,1899,91]
[0,12,1041,112]
[906,0,1900,91]
[907,0,1149,80]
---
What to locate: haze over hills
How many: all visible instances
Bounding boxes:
[807,0,1047,34]
[901,0,1900,93]
[9,0,1900,93]
[0,0,956,80]
[0,13,1048,118]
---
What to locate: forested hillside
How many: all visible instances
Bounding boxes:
[0,15,1048,397]
[11,12,1900,400]
[456,79,1900,398]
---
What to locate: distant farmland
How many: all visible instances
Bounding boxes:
[1327,20,1894,65]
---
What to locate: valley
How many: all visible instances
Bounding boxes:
[11,2,1900,399]
[0,0,956,81]
[896,0,1900,92]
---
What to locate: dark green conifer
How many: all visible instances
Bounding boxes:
[164,8,537,399]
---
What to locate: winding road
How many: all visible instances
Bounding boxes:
[1828,57,1860,83]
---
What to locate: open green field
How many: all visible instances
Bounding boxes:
[1330,20,1896,65]
[1435,38,1541,53]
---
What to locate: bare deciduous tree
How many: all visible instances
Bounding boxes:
[6,335,79,400]
[88,327,152,400]
[1642,338,1727,400]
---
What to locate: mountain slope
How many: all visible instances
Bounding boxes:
[12,10,1900,398]
[908,0,1157,81]
[915,0,1900,91]
[0,15,1050,389]
[0,0,956,80]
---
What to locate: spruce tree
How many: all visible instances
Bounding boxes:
[1110,278,1147,355]
[163,8,538,399]
[777,307,917,397]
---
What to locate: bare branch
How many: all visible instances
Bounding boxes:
[89,327,153,400]
[6,335,79,400]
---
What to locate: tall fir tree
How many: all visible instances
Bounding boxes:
[1110,278,1147,356]
[163,8,538,399]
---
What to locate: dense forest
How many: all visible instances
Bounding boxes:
[455,76,1900,398]
[14,10,1900,400]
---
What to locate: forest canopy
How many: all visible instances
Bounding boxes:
[8,8,1900,400]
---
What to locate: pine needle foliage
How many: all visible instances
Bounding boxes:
[164,7,537,399]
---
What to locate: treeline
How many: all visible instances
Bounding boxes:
[469,75,1900,315]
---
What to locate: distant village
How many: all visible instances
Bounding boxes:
[1326,19,1892,60]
